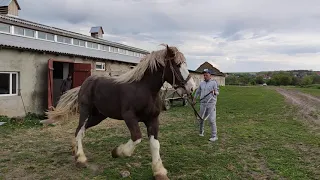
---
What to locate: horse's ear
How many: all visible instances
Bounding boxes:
[166,45,175,58]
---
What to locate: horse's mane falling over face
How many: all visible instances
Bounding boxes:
[112,45,186,84]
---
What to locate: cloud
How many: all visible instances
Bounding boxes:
[18,0,320,72]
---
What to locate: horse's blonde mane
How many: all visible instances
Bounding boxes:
[112,45,186,84]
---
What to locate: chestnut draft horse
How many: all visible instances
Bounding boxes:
[44,45,196,179]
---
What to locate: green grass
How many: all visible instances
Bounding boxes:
[284,86,320,97]
[0,86,319,180]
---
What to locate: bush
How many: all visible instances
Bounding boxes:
[301,84,320,89]
[300,76,313,86]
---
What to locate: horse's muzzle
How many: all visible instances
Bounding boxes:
[176,77,196,95]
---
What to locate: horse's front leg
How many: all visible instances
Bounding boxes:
[146,117,169,180]
[111,112,142,158]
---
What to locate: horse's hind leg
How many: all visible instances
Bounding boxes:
[73,104,90,166]
[73,106,106,166]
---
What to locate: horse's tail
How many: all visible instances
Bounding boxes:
[41,86,81,124]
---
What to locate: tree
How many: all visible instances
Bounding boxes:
[291,76,301,86]
[301,76,313,86]
[226,75,239,85]
[267,78,276,85]
[312,74,320,84]
[270,72,292,86]
[279,74,292,86]
[255,76,264,84]
[250,79,256,85]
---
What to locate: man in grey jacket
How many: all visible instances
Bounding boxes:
[193,69,219,142]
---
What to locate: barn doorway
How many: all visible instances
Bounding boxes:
[52,61,73,106]
[48,59,91,110]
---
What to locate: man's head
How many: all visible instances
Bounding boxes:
[203,69,211,81]
[67,74,72,80]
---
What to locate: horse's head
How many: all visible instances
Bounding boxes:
[163,45,196,95]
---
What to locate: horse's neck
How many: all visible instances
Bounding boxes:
[139,69,164,95]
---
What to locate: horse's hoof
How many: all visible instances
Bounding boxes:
[154,174,170,180]
[75,154,88,168]
[111,147,119,158]
[75,161,88,168]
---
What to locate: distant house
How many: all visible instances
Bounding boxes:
[0,0,21,17]
[263,74,271,80]
[193,61,226,87]
[161,61,225,90]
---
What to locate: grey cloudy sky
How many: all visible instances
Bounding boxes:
[18,0,320,72]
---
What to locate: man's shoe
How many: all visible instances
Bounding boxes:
[199,133,204,137]
[209,137,218,142]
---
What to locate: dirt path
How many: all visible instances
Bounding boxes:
[275,87,320,125]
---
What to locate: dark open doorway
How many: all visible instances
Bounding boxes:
[52,61,73,106]
[48,59,91,110]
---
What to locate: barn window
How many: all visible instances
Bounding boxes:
[0,72,18,96]
[73,39,85,47]
[38,31,54,41]
[73,39,79,46]
[57,35,72,44]
[0,23,10,33]
[64,37,72,44]
[14,26,24,36]
[92,43,98,49]
[13,26,35,38]
[101,45,108,51]
[38,31,46,39]
[79,40,85,47]
[128,51,134,56]
[25,29,35,37]
[47,33,55,41]
[113,47,119,53]
[57,35,64,43]
[95,62,105,71]
[87,42,92,48]
[119,48,126,54]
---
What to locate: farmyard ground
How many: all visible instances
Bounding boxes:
[1,86,319,179]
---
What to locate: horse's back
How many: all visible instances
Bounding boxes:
[77,75,160,119]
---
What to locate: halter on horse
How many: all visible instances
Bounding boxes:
[44,44,196,180]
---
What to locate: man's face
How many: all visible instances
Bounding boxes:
[68,75,72,80]
[203,72,211,81]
